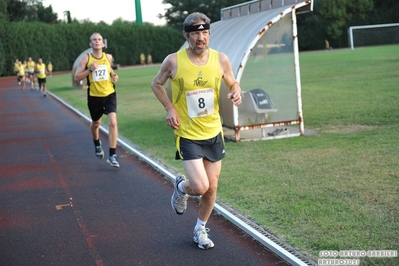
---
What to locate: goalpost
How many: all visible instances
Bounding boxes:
[348,23,399,50]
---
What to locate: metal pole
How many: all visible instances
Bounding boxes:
[292,8,305,136]
[135,0,143,25]
[349,26,354,50]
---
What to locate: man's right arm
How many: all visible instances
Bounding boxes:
[74,55,90,82]
[151,54,176,112]
[151,54,180,129]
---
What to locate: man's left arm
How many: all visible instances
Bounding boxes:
[107,54,119,82]
[219,52,242,106]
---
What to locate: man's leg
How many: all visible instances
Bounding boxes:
[107,112,118,150]
[181,159,221,249]
[91,118,105,160]
[198,160,221,221]
[42,81,47,97]
[106,112,119,167]
[91,119,101,140]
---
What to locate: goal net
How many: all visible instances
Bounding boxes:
[348,23,399,49]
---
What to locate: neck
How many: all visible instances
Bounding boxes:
[187,48,209,65]
[92,49,103,58]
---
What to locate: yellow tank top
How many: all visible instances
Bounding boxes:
[27,61,35,73]
[18,65,25,76]
[171,48,222,140]
[47,63,53,71]
[86,52,115,97]
[36,63,46,78]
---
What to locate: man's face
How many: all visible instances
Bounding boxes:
[90,34,104,49]
[186,24,210,55]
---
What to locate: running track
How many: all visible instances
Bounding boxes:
[0,76,292,266]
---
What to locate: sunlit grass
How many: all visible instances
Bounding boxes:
[49,45,399,264]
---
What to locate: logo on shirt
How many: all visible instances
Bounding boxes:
[193,77,208,87]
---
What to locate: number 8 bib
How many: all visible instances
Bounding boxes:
[186,88,215,118]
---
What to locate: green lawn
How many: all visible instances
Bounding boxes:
[48,45,399,265]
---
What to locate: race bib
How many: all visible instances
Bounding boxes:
[28,67,34,72]
[92,65,109,82]
[39,69,45,74]
[186,88,214,118]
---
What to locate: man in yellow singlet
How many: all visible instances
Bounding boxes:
[13,59,20,84]
[151,12,242,250]
[17,61,26,90]
[74,32,120,168]
[35,58,48,97]
[47,61,53,77]
[27,57,36,89]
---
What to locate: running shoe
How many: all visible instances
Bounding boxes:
[107,154,120,168]
[95,141,104,159]
[171,175,188,215]
[193,226,215,250]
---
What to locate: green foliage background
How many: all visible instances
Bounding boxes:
[0,20,182,76]
[0,0,397,76]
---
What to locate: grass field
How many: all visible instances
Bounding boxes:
[48,45,399,265]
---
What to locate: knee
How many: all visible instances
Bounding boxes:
[108,119,117,129]
[189,181,209,195]
[201,185,218,201]
[206,182,218,196]
[92,120,101,128]
[191,181,218,196]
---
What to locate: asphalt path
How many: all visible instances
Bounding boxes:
[0,76,291,266]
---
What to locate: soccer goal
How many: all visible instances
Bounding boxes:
[348,23,399,49]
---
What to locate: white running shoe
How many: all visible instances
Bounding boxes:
[193,226,215,250]
[171,175,188,215]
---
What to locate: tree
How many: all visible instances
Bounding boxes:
[297,0,375,49]
[37,3,58,24]
[6,0,28,21]
[6,0,58,23]
[317,0,373,41]
[63,10,72,23]
[368,0,399,24]
[160,0,248,30]
[0,0,7,20]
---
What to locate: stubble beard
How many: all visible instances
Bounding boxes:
[189,42,208,55]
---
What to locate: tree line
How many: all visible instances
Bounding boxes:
[0,0,397,76]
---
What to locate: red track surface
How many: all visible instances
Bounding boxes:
[0,76,290,266]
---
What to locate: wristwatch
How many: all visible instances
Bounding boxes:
[88,68,93,72]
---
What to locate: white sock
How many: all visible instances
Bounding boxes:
[195,218,207,231]
[177,181,186,194]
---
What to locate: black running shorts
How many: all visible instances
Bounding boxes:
[87,92,117,122]
[38,77,46,86]
[175,132,225,162]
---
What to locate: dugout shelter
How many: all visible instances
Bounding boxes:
[169,0,314,142]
